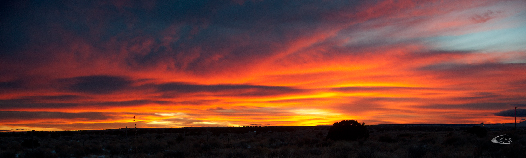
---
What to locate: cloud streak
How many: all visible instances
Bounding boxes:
[60,75,133,94]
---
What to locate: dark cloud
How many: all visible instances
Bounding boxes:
[0,0,392,77]
[20,95,88,101]
[60,75,132,94]
[510,104,526,107]
[0,80,24,90]
[513,79,526,85]
[419,102,510,110]
[407,50,472,60]
[451,92,500,101]
[331,86,434,92]
[93,100,171,106]
[0,99,78,109]
[0,111,112,121]
[2,0,364,75]
[333,97,423,115]
[509,79,526,88]
[0,0,31,55]
[471,10,498,23]
[418,63,526,74]
[172,100,220,105]
[11,122,150,130]
[203,107,294,117]
[157,82,302,97]
[212,0,362,29]
[416,62,526,86]
[0,95,90,109]
[494,109,526,117]
[0,99,168,110]
[0,76,52,93]
[264,97,331,104]
[206,107,226,111]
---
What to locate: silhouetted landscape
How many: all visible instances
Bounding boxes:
[2,121,525,158]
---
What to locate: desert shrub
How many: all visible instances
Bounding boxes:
[473,141,501,158]
[105,143,128,156]
[308,147,323,155]
[139,140,164,154]
[397,133,413,139]
[296,136,319,147]
[378,134,396,143]
[226,149,249,158]
[328,145,352,158]
[407,145,427,158]
[277,147,293,158]
[316,131,324,138]
[54,143,73,157]
[517,134,526,146]
[357,147,375,158]
[465,126,487,137]
[155,134,164,139]
[267,138,287,149]
[249,146,270,156]
[21,148,56,158]
[499,143,524,158]
[418,137,436,144]
[326,120,369,141]
[319,139,333,147]
[442,135,463,146]
[3,141,22,153]
[20,139,40,148]
[176,133,185,142]
[83,142,103,155]
[0,150,17,158]
[164,150,184,158]
[167,139,178,146]
[70,143,87,158]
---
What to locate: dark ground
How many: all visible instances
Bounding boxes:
[1,125,525,158]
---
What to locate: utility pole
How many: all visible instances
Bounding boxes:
[134,115,137,157]
[515,107,517,130]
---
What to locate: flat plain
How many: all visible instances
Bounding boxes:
[1,125,525,158]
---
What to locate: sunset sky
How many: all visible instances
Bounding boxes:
[1,0,526,131]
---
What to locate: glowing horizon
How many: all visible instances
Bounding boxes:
[1,0,525,131]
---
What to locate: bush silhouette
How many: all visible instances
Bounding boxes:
[326,120,369,141]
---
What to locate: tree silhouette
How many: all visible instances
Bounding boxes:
[326,120,369,141]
